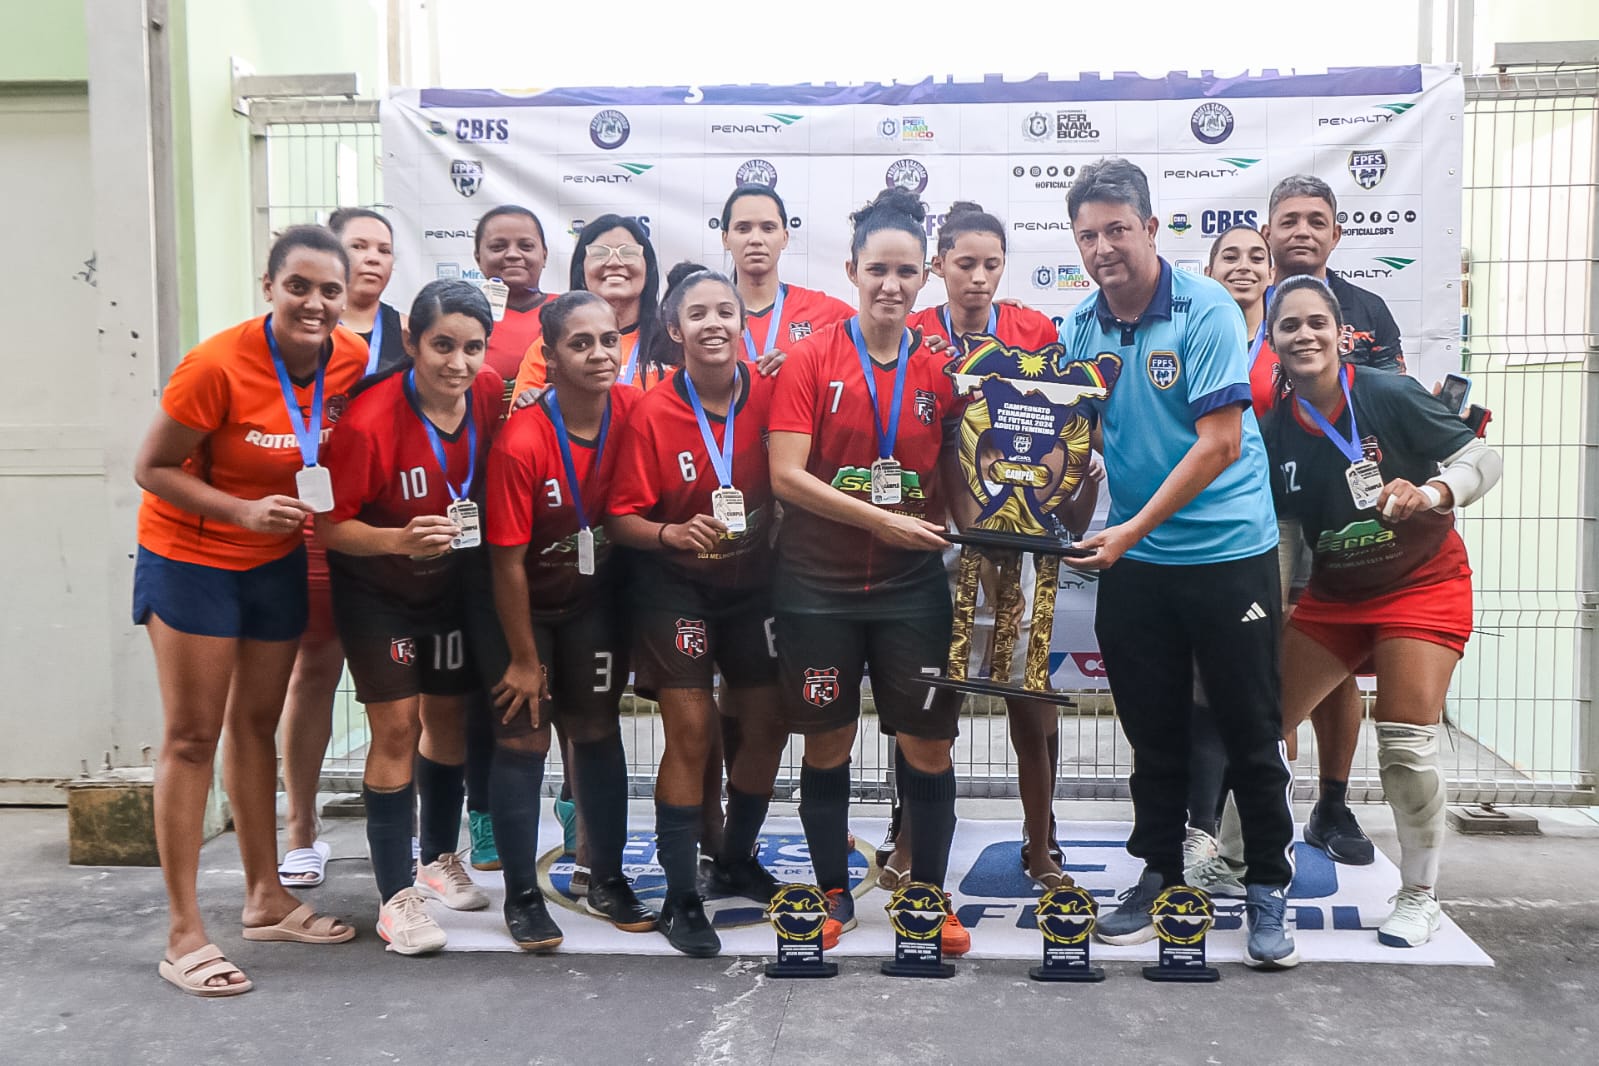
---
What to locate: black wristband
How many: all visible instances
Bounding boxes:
[658,523,669,547]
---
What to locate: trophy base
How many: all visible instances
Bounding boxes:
[924,674,1078,708]
[945,529,1095,558]
[1142,964,1220,983]
[765,960,839,979]
[1029,964,1106,983]
[880,959,956,979]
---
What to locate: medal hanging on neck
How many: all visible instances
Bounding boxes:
[1297,372,1382,510]
[265,315,334,512]
[684,370,745,534]
[847,317,912,507]
[546,390,613,576]
[407,370,481,549]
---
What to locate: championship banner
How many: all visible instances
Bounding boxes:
[382,66,1464,689]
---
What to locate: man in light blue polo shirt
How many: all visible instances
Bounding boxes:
[1062,157,1298,969]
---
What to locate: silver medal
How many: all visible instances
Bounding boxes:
[295,464,335,513]
[1346,460,1384,511]
[577,527,596,575]
[446,499,481,550]
[870,458,903,506]
[711,487,747,534]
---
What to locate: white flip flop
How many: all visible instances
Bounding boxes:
[278,840,331,888]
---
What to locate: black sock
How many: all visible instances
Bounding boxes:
[903,764,958,889]
[572,735,628,882]
[415,755,465,863]
[489,746,545,897]
[464,693,494,815]
[1320,778,1350,812]
[799,761,852,892]
[894,743,908,802]
[720,713,743,774]
[655,802,701,902]
[363,782,417,902]
[720,784,771,864]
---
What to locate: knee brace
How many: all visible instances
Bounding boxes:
[1376,722,1445,888]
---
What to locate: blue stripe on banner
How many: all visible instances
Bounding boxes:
[418,67,1424,109]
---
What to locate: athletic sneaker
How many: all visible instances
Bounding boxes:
[415,853,490,911]
[874,805,902,867]
[569,864,591,899]
[555,796,579,856]
[941,894,971,957]
[821,887,857,950]
[504,888,563,952]
[585,875,658,932]
[659,894,720,957]
[377,887,447,956]
[1095,867,1165,945]
[700,854,782,904]
[1244,883,1301,969]
[468,810,500,871]
[1378,887,1442,948]
[1184,826,1247,899]
[1305,801,1376,865]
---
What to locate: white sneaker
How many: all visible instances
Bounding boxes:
[415,853,490,911]
[1378,887,1442,948]
[1182,827,1247,898]
[378,887,448,955]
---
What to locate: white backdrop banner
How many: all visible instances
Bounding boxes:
[382,66,1464,689]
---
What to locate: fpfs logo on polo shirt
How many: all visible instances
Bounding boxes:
[1147,350,1181,390]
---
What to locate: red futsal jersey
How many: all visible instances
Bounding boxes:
[608,364,775,591]
[485,385,640,616]
[741,283,854,359]
[484,302,547,382]
[1248,328,1286,414]
[322,367,503,606]
[769,318,958,598]
[907,302,1060,354]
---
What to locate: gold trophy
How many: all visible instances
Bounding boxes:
[931,340,1122,705]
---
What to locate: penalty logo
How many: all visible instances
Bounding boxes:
[674,618,708,659]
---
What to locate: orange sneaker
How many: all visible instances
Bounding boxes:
[820,887,857,951]
[941,896,971,957]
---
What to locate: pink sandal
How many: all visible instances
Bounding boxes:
[242,903,355,944]
[158,943,253,997]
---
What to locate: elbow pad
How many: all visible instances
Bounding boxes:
[1433,438,1503,509]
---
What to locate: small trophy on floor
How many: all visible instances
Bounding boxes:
[1143,885,1220,982]
[880,882,956,978]
[1030,883,1105,982]
[927,342,1122,704]
[764,884,838,978]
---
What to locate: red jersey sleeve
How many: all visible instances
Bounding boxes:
[605,409,663,519]
[322,411,385,524]
[1007,305,1063,350]
[768,332,825,435]
[485,411,539,547]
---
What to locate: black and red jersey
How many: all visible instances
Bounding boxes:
[322,366,503,606]
[608,363,774,592]
[742,283,854,357]
[484,385,639,616]
[768,318,958,600]
[907,302,1059,354]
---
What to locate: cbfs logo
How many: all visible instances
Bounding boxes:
[1200,207,1259,237]
[450,159,483,198]
[885,158,929,194]
[1167,212,1192,236]
[1191,102,1235,145]
[455,118,509,143]
[1349,149,1389,190]
[589,109,630,149]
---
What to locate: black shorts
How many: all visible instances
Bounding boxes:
[330,574,475,705]
[775,573,961,740]
[462,558,629,739]
[632,568,778,700]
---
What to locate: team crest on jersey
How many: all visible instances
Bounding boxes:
[913,388,937,425]
[788,321,813,342]
[1338,324,1357,356]
[1147,350,1180,390]
[450,159,484,198]
[390,638,416,666]
[802,667,840,707]
[675,618,708,659]
[1360,434,1383,465]
[324,394,346,425]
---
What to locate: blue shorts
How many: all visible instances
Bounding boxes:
[133,545,308,642]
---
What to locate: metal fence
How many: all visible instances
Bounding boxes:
[252,74,1599,806]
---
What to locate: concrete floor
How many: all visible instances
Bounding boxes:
[2,801,1597,1065]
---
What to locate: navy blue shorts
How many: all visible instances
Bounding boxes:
[132,544,308,642]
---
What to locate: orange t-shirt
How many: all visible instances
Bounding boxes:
[137,316,369,570]
[513,327,664,398]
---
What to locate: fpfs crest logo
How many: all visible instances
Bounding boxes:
[675,618,708,659]
[1147,350,1180,390]
[802,667,840,707]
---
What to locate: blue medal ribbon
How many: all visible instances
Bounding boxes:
[362,308,384,376]
[846,316,911,461]
[264,314,327,469]
[1296,370,1364,464]
[938,304,998,357]
[545,390,613,531]
[618,332,641,386]
[405,369,477,501]
[742,284,786,362]
[683,371,738,489]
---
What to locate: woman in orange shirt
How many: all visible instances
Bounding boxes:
[477,204,553,409]
[513,214,664,396]
[133,226,364,997]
